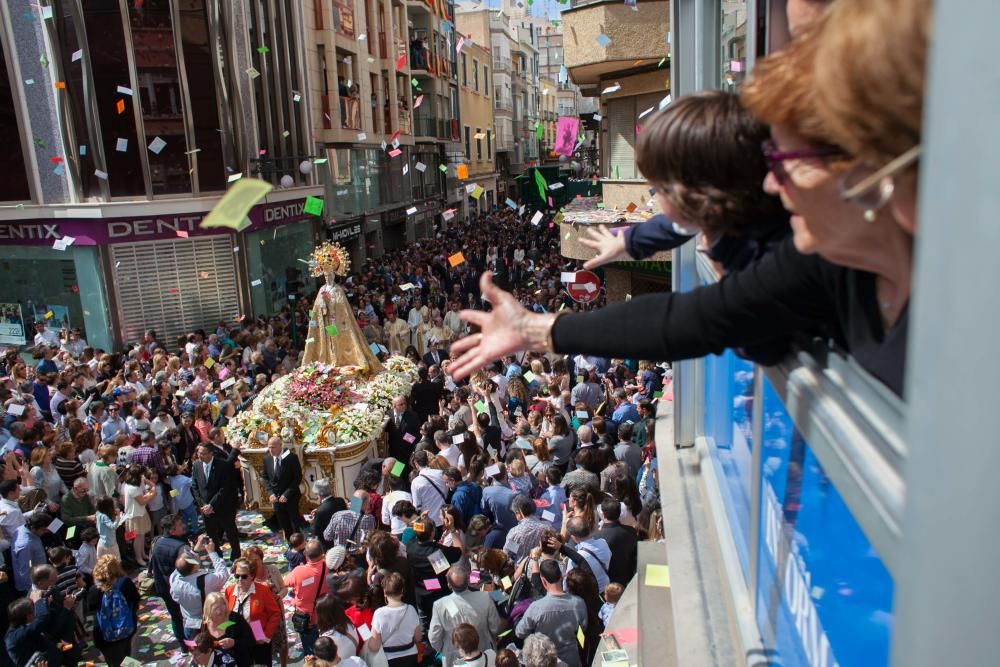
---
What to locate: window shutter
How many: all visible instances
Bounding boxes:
[112,236,240,345]
[607,98,636,179]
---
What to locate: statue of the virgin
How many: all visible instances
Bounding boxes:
[301,242,383,373]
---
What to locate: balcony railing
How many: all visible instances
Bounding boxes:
[495,94,513,111]
[379,32,388,59]
[414,115,437,137]
[493,56,511,72]
[399,109,412,135]
[340,97,362,130]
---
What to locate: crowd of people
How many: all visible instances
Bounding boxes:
[0,0,930,664]
[0,188,654,667]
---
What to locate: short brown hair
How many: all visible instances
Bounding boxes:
[451,623,480,653]
[813,0,928,166]
[382,571,406,598]
[637,90,785,236]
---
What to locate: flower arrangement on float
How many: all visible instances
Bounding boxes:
[225,355,415,449]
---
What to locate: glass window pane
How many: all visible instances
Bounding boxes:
[82,4,145,197]
[127,0,191,195]
[722,0,748,91]
[177,0,227,192]
[0,31,31,202]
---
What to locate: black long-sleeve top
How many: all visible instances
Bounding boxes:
[552,237,907,397]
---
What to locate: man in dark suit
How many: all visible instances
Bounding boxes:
[309,478,347,548]
[594,498,639,586]
[422,339,448,368]
[262,436,303,541]
[191,442,242,560]
[410,367,444,424]
[387,395,420,465]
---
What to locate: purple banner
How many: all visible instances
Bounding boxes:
[0,197,314,246]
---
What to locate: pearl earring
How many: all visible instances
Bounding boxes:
[864,209,877,223]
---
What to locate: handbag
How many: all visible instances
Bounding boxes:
[291,562,327,633]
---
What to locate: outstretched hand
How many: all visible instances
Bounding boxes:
[580,226,631,270]
[449,272,556,381]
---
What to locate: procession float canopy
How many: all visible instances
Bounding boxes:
[226,242,416,506]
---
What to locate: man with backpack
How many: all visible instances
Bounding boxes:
[169,534,229,640]
[150,514,191,651]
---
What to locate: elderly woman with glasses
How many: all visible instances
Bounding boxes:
[223,558,282,666]
[445,0,928,399]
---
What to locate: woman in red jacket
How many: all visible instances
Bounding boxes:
[224,558,281,666]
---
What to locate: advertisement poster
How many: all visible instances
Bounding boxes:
[31,305,71,334]
[0,304,27,346]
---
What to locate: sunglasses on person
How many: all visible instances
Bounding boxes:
[235,573,252,580]
[761,140,845,185]
[838,145,922,222]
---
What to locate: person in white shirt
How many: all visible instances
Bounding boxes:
[566,516,612,592]
[410,450,448,527]
[32,321,60,348]
[381,475,414,536]
[435,431,462,468]
[150,410,177,439]
[170,535,230,638]
[60,329,88,358]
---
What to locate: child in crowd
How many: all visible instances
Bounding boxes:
[48,546,85,597]
[166,463,197,534]
[506,457,534,498]
[75,526,99,586]
[451,623,495,667]
[95,495,121,560]
[285,532,307,569]
[599,582,625,626]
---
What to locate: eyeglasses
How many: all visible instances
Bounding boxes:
[761,140,844,185]
[838,145,921,221]
[235,573,252,580]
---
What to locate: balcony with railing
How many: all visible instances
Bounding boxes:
[340,97,362,130]
[413,115,437,138]
[494,93,513,113]
[493,56,512,73]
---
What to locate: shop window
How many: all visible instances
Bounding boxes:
[334,149,352,184]
[0,31,30,202]
[246,222,319,317]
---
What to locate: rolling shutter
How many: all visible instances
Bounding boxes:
[607,98,636,179]
[111,236,240,345]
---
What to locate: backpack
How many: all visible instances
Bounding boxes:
[95,577,135,642]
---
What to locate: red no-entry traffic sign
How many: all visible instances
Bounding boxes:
[564,270,601,303]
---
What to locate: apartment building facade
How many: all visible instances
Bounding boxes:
[458,41,499,215]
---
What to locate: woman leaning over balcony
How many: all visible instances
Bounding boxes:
[445,0,930,398]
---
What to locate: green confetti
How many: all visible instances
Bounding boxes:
[325,324,339,336]
[658,57,666,68]
[39,55,49,68]
[218,621,234,631]
[34,137,46,148]
[303,195,324,216]
[66,525,76,540]
[438,164,448,173]
[313,158,328,164]
[257,45,271,54]
[474,400,487,414]
[533,169,548,202]
[391,460,405,477]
